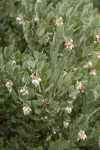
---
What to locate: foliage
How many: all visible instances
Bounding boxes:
[93,0,100,12]
[0,0,100,150]
[0,0,25,51]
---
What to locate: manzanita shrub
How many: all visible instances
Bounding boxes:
[0,0,100,150]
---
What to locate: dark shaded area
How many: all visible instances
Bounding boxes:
[0,0,27,52]
[93,0,100,12]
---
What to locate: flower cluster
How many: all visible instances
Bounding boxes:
[20,86,28,96]
[65,106,73,114]
[69,94,76,100]
[77,130,87,141]
[94,34,100,43]
[55,17,63,26]
[34,15,39,23]
[93,90,97,97]
[52,128,56,134]
[44,32,52,45]
[12,60,16,65]
[16,16,24,24]
[64,39,74,50]
[6,80,13,93]
[63,121,69,128]
[98,139,100,149]
[31,74,42,87]
[46,135,52,141]
[75,81,85,93]
[90,69,96,76]
[83,61,93,69]
[96,53,100,59]
[37,0,42,3]
[23,105,32,115]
